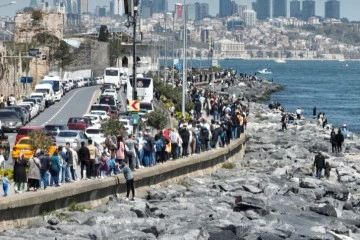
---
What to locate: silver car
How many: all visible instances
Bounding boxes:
[54,130,89,150]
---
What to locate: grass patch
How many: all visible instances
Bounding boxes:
[56,212,71,221]
[255,113,269,121]
[68,202,87,212]
[222,162,236,169]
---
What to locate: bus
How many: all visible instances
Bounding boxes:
[126,77,154,103]
[103,67,128,90]
[40,75,63,101]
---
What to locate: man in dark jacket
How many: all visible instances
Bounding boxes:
[314,151,325,179]
[39,150,50,189]
[179,125,190,157]
[65,142,74,182]
[78,141,90,179]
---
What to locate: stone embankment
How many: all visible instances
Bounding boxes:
[2,101,360,239]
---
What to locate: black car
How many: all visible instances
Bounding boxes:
[0,129,10,161]
[5,106,30,124]
[0,109,24,132]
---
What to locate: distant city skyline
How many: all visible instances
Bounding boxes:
[0,0,358,21]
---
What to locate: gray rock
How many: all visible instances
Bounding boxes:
[242,184,262,194]
[47,217,60,225]
[310,204,338,217]
[299,177,320,188]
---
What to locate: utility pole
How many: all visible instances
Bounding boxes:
[181,0,187,117]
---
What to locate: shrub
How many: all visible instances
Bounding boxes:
[147,109,168,130]
[0,169,14,182]
[68,202,87,212]
[222,162,236,169]
[101,116,125,137]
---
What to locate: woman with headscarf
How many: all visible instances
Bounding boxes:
[49,150,61,187]
[13,153,27,193]
[27,151,41,191]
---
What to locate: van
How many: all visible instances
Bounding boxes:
[75,77,84,87]
[35,84,55,106]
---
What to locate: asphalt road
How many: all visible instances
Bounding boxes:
[3,85,101,169]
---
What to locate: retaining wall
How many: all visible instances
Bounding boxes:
[0,136,246,229]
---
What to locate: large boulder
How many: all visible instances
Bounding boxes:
[310,204,337,217]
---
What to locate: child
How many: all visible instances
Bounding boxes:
[2,172,9,197]
[120,159,135,201]
[107,152,118,176]
[325,162,331,179]
[98,152,109,178]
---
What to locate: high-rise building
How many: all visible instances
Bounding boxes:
[231,1,239,16]
[109,1,114,15]
[98,7,106,17]
[325,0,340,19]
[219,0,232,18]
[66,0,77,14]
[243,9,256,26]
[77,0,88,14]
[141,0,153,18]
[302,0,315,21]
[30,0,38,8]
[153,0,168,14]
[290,0,301,19]
[188,4,196,20]
[113,0,123,15]
[272,0,287,18]
[254,0,270,20]
[200,3,209,19]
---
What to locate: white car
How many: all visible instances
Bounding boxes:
[119,118,133,135]
[83,114,103,126]
[89,110,110,120]
[17,102,38,119]
[85,126,106,144]
[96,77,104,85]
[102,89,117,99]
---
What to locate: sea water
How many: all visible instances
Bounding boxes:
[183,59,360,134]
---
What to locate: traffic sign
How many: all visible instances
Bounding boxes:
[28,48,40,57]
[128,100,140,112]
[20,77,33,83]
[132,113,139,124]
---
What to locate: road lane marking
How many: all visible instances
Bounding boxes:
[41,89,81,126]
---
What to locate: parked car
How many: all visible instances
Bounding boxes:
[17,102,37,119]
[0,109,24,132]
[83,114,103,126]
[15,126,44,144]
[84,126,106,144]
[5,106,30,124]
[12,136,57,160]
[119,118,133,135]
[67,117,93,130]
[22,98,41,114]
[0,129,10,161]
[44,124,69,137]
[29,95,46,111]
[89,110,110,120]
[55,130,88,150]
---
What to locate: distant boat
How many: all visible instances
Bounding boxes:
[224,57,244,60]
[257,68,272,74]
[274,59,286,63]
[338,59,345,62]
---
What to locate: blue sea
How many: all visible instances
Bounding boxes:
[181,59,360,134]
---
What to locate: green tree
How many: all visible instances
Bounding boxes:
[98,25,110,42]
[28,131,53,152]
[101,116,125,137]
[147,109,168,130]
[53,40,73,69]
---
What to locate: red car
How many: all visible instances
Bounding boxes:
[15,126,44,145]
[67,117,92,130]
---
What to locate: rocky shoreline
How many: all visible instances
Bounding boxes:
[2,83,360,239]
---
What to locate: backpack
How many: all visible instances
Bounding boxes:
[200,128,210,140]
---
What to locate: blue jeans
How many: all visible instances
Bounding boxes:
[61,163,67,183]
[66,164,73,181]
[213,110,219,121]
[40,170,49,189]
[316,168,322,179]
[50,169,60,185]
[3,184,8,196]
[232,127,238,140]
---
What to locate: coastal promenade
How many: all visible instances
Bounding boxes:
[0,135,246,230]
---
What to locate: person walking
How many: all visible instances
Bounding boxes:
[2,172,9,197]
[27,153,41,191]
[120,159,135,201]
[78,141,90,179]
[313,151,325,179]
[13,153,27,193]
[330,129,337,154]
[335,129,344,154]
[49,150,61,187]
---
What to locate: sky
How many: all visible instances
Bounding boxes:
[0,0,358,21]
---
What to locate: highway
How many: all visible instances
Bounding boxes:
[4,85,101,169]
